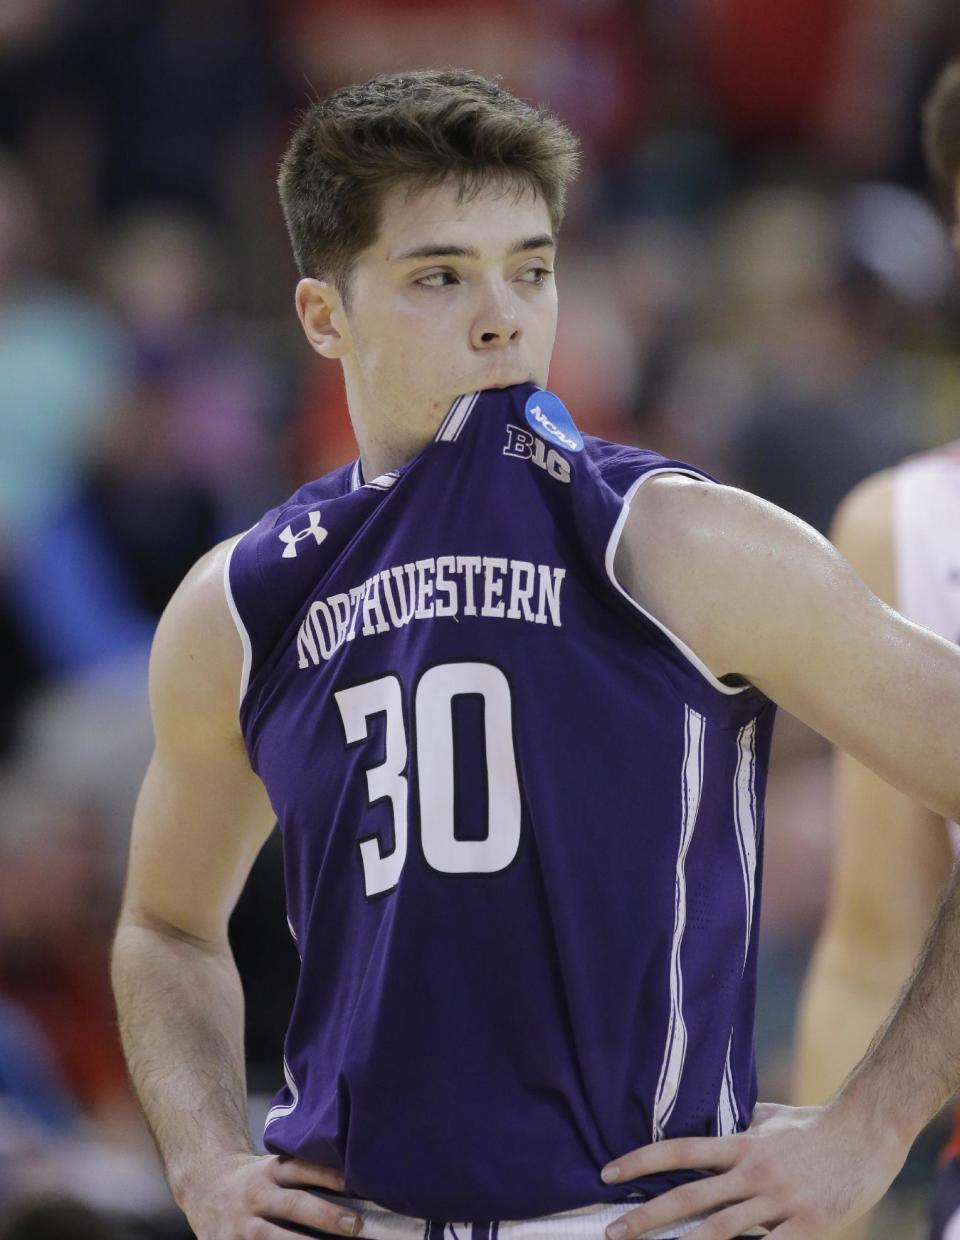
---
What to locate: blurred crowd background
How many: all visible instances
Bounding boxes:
[1,0,959,1236]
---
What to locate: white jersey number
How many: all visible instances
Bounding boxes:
[334,674,409,898]
[334,661,522,896]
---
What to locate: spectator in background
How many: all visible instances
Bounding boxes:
[0,782,179,1231]
[97,207,281,525]
[0,156,126,539]
[1,205,281,849]
[78,2,276,219]
[0,784,127,1119]
[0,999,79,1204]
[0,154,126,757]
[6,362,222,679]
[714,183,949,533]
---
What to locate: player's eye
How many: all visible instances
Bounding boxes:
[519,267,553,285]
[415,270,459,288]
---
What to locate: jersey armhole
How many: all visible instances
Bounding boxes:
[222,532,254,711]
[604,466,750,697]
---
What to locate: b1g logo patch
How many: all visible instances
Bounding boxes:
[503,424,571,483]
[524,389,583,454]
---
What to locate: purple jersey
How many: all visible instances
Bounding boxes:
[225,382,775,1222]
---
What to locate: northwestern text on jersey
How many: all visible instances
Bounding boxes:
[296,555,567,667]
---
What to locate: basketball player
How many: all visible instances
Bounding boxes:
[111,70,960,1240]
[795,58,960,1240]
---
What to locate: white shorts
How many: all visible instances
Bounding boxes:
[312,1193,768,1239]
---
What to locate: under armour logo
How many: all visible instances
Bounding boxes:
[278,510,328,558]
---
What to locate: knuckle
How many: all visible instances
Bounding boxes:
[724,1162,751,1194]
[727,1131,749,1156]
[613,1208,643,1238]
[297,1192,343,1232]
[248,1183,273,1214]
[744,1149,774,1182]
[675,1181,707,1210]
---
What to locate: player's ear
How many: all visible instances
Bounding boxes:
[296,278,349,360]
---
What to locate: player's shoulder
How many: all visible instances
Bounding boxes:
[226,460,357,590]
[149,536,249,743]
[156,537,238,650]
[149,471,350,739]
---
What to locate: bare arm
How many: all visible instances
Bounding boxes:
[600,476,960,1240]
[111,540,361,1240]
[791,472,953,1240]
[616,475,960,822]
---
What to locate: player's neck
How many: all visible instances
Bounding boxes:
[347,383,455,480]
[355,424,434,481]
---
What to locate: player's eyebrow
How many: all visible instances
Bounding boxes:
[391,234,556,262]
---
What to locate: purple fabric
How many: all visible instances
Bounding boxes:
[229,383,774,1221]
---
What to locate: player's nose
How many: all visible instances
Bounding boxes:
[470,288,522,349]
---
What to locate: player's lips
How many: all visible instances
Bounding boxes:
[469,362,536,390]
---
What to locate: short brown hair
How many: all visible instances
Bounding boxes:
[923,59,960,213]
[277,69,580,296]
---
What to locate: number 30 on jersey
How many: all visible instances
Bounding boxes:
[334,661,522,897]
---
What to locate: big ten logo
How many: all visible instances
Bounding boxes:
[502,425,571,483]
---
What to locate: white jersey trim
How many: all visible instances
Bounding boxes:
[223,531,255,710]
[367,472,399,491]
[717,1037,739,1136]
[718,717,760,1135]
[349,392,481,493]
[604,467,749,696]
[652,706,705,1140]
[436,390,481,442]
[733,719,759,961]
[301,1192,768,1238]
[264,1056,301,1129]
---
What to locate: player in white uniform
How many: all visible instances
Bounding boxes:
[795,447,960,1240]
[794,57,960,1240]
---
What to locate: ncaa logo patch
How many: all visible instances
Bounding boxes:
[524,390,583,453]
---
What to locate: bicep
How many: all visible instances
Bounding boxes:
[124,741,276,947]
[751,499,960,824]
[768,593,960,825]
[624,477,960,821]
[120,540,277,946]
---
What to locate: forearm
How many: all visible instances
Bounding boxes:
[111,919,253,1204]
[794,936,918,1106]
[793,938,915,1240]
[833,863,960,1149]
